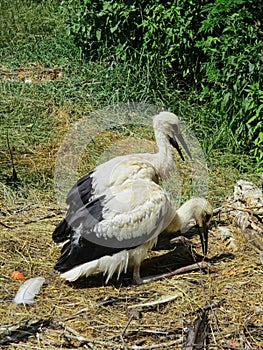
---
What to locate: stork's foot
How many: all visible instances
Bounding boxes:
[132,264,144,285]
[135,261,217,285]
[132,276,144,285]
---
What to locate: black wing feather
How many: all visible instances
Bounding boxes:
[52,195,105,243]
[54,238,122,273]
[53,193,120,273]
[66,171,94,212]
[53,171,97,243]
[68,196,105,228]
[52,219,71,243]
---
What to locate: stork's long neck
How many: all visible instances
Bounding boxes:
[154,128,175,180]
[165,201,197,233]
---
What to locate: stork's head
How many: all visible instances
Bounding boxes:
[193,198,213,256]
[153,111,192,161]
[184,197,212,256]
[170,197,213,256]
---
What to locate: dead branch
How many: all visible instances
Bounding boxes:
[183,310,209,350]
[0,319,51,346]
[23,213,56,224]
[63,333,125,348]
[0,222,12,229]
[9,204,35,214]
[56,320,183,349]
[188,299,225,316]
[127,294,180,310]
[213,205,263,218]
[63,333,183,349]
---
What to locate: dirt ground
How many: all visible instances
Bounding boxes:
[0,188,263,349]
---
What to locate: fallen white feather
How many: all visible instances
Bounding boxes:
[13,277,45,305]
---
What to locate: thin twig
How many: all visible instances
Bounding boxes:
[187,299,225,316]
[9,204,35,214]
[23,213,56,224]
[56,320,182,349]
[119,315,132,350]
[63,334,183,349]
[99,293,150,306]
[127,339,184,349]
[0,222,12,229]
[54,320,82,336]
[127,294,180,310]
[138,329,169,336]
[213,207,234,215]
[63,333,124,348]
[121,314,134,338]
[0,284,11,295]
[7,344,45,349]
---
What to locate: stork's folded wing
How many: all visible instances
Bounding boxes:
[68,179,174,249]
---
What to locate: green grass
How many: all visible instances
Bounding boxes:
[0,0,78,66]
[0,0,259,206]
[0,4,261,349]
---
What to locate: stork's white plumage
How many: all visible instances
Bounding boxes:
[53,112,211,284]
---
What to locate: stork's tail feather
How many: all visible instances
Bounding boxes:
[54,241,81,272]
[59,250,130,283]
[60,260,100,282]
[52,219,71,243]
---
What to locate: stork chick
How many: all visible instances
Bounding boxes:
[132,197,212,284]
[166,197,212,255]
[52,111,210,284]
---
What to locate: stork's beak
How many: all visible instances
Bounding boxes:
[198,223,208,256]
[169,133,192,161]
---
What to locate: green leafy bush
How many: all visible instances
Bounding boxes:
[61,0,207,85]
[61,0,263,169]
[246,83,263,172]
[196,0,263,152]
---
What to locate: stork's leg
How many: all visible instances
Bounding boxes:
[132,235,215,284]
[132,263,143,285]
[137,261,216,284]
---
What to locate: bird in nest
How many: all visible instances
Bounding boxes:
[52,111,212,284]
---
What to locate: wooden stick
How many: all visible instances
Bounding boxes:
[63,333,183,349]
[54,320,184,349]
[127,294,180,310]
[0,222,12,229]
[23,213,56,224]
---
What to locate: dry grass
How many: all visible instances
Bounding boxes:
[1,96,262,348]
[0,182,262,349]
[1,1,262,345]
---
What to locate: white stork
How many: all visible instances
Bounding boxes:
[53,111,212,284]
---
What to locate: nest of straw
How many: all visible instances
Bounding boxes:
[0,184,262,349]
